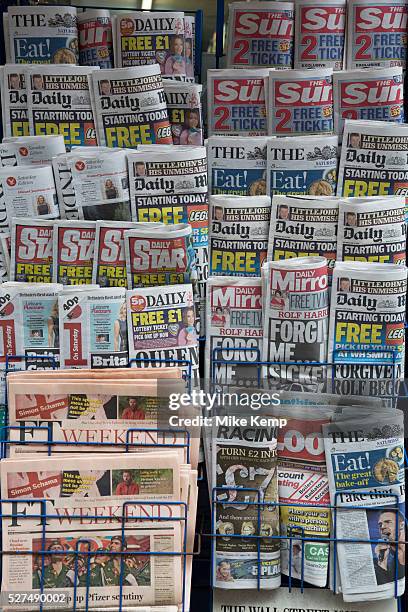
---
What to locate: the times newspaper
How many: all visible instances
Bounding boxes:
[25,65,98,149]
[323,412,405,601]
[207,69,268,137]
[267,68,334,136]
[212,421,280,589]
[337,119,408,207]
[52,154,79,220]
[10,218,54,283]
[262,256,329,390]
[53,221,96,286]
[93,221,136,288]
[294,0,346,70]
[78,9,114,69]
[205,277,262,383]
[127,283,199,379]
[328,261,407,396]
[337,196,406,265]
[209,195,270,276]
[5,5,78,64]
[163,81,203,145]
[1,135,65,166]
[226,1,294,69]
[267,195,339,279]
[1,64,29,138]
[0,165,58,223]
[114,11,186,77]
[333,68,404,140]
[266,135,338,198]
[207,136,268,196]
[346,0,408,69]
[91,65,172,148]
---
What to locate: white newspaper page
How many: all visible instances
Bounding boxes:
[52,153,79,220]
[2,64,29,138]
[10,218,54,283]
[53,220,96,286]
[163,81,203,145]
[0,165,58,224]
[1,135,65,166]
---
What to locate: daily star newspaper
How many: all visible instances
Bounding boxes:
[207,136,268,196]
[226,2,294,69]
[91,65,172,148]
[346,0,408,69]
[209,195,270,276]
[294,0,346,70]
[268,68,334,136]
[53,221,96,286]
[266,135,338,198]
[78,9,114,69]
[1,135,65,166]
[5,5,78,64]
[10,218,54,283]
[163,81,203,145]
[93,221,137,288]
[115,11,186,77]
[333,68,404,139]
[2,64,29,138]
[207,69,268,137]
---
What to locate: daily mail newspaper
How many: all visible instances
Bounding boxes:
[262,256,329,390]
[53,220,96,286]
[205,277,262,383]
[1,135,65,167]
[78,9,114,69]
[333,68,404,140]
[267,195,339,279]
[10,218,54,283]
[266,135,338,198]
[212,422,280,589]
[5,5,78,64]
[267,68,333,136]
[52,153,79,220]
[209,195,271,276]
[2,64,29,138]
[91,65,172,148]
[0,164,59,223]
[115,12,186,77]
[323,412,405,601]
[207,136,268,196]
[337,119,408,206]
[184,15,195,78]
[25,65,98,150]
[207,69,268,137]
[93,221,137,288]
[346,0,408,69]
[127,283,199,379]
[163,81,203,145]
[337,196,406,265]
[328,261,407,397]
[294,0,346,70]
[59,287,127,369]
[226,2,294,69]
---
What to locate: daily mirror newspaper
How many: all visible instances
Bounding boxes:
[1,135,65,166]
[0,165,58,223]
[226,2,294,69]
[294,0,346,70]
[163,81,203,145]
[91,65,172,148]
[78,9,114,69]
[93,220,136,288]
[53,220,96,286]
[207,69,268,137]
[207,136,268,196]
[10,218,54,283]
[2,65,29,138]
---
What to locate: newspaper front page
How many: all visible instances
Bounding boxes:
[184,15,195,78]
[0,165,58,223]
[163,81,203,145]
[10,218,54,283]
[227,2,294,69]
[93,221,136,288]
[78,9,114,69]
[53,221,96,286]
[2,65,29,138]
[0,232,11,280]
[1,135,65,167]
[52,153,79,220]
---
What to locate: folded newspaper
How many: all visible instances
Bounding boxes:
[78,9,114,69]
[0,165,58,224]
[10,218,54,283]
[93,221,137,288]
[163,81,203,145]
[0,135,65,167]
[1,64,29,138]
[53,221,96,286]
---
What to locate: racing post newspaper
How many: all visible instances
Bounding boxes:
[328,261,407,398]
[226,2,294,69]
[53,220,96,286]
[91,65,173,148]
[25,65,98,149]
[78,9,114,69]
[93,221,136,288]
[114,11,186,77]
[261,256,329,391]
[294,0,346,70]
[323,411,405,601]
[333,67,404,140]
[212,419,280,589]
[207,69,268,137]
[0,165,59,223]
[207,136,268,196]
[205,277,262,383]
[336,196,406,265]
[4,5,78,64]
[266,135,338,198]
[267,68,334,136]
[127,283,199,379]
[163,81,203,145]
[337,119,408,210]
[2,65,29,138]
[267,195,339,279]
[346,0,408,69]
[10,218,54,283]
[1,135,65,167]
[59,287,128,369]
